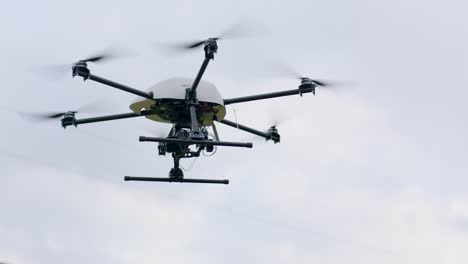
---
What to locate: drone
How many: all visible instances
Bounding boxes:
[36,34,332,185]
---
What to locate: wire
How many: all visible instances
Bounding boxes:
[180,157,198,172]
[202,132,217,157]
[233,108,239,131]
[202,146,217,157]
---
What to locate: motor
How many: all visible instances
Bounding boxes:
[72,61,90,80]
[61,111,76,128]
[298,77,317,95]
[204,38,218,59]
[268,126,280,144]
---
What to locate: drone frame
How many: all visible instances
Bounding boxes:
[64,39,316,184]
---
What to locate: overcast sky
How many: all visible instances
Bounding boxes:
[1,0,468,263]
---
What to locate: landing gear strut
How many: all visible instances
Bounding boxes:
[169,154,184,179]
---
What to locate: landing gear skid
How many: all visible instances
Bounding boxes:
[124,152,229,185]
[124,176,229,184]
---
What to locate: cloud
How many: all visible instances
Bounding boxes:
[0,166,205,264]
[1,0,468,263]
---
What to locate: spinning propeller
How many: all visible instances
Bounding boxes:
[19,100,110,122]
[300,77,329,87]
[75,53,115,64]
[161,20,262,52]
[39,48,127,78]
[275,63,334,88]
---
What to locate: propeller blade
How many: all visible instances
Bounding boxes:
[75,99,114,114]
[18,99,113,123]
[300,78,329,87]
[184,40,209,49]
[37,46,131,78]
[268,109,293,128]
[161,19,263,52]
[48,112,68,119]
[217,20,259,40]
[81,45,132,63]
[34,64,73,80]
[269,62,303,79]
[83,55,108,63]
[270,62,354,92]
[18,111,67,121]
[311,79,328,86]
[311,79,355,89]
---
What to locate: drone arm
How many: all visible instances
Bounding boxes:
[223,87,314,105]
[189,57,211,97]
[63,110,156,127]
[217,119,271,140]
[189,40,218,96]
[182,40,218,139]
[73,66,153,99]
[186,56,213,139]
[87,74,154,99]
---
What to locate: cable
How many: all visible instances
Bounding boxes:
[202,132,217,157]
[180,157,198,172]
[233,108,239,131]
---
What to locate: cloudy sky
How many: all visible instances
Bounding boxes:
[1,0,468,263]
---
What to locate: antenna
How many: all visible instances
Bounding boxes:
[233,108,240,131]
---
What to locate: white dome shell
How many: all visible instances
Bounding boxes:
[132,77,224,105]
[129,77,226,125]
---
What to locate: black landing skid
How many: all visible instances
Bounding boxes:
[124,127,237,184]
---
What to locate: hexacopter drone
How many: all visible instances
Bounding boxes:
[37,35,330,185]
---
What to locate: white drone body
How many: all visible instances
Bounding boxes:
[129,77,226,126]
